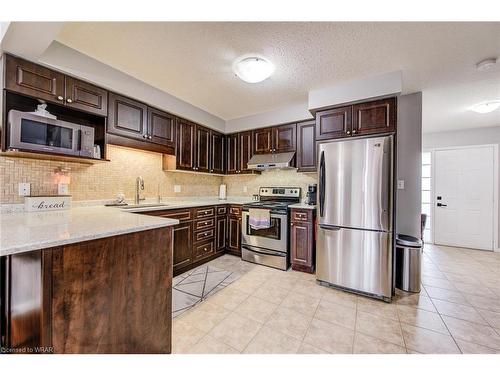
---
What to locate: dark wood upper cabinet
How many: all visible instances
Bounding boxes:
[108,93,148,140]
[226,133,239,174]
[239,131,254,174]
[211,131,225,174]
[65,77,108,116]
[315,106,352,140]
[176,119,196,170]
[195,126,211,173]
[5,54,65,104]
[352,97,396,136]
[147,107,176,148]
[253,127,273,154]
[273,123,296,153]
[296,120,317,172]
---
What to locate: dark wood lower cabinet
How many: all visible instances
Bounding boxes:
[216,215,227,252]
[290,208,316,273]
[227,214,242,256]
[172,222,193,273]
[2,227,173,354]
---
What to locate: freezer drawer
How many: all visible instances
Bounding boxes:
[316,225,393,300]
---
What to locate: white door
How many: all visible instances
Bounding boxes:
[434,146,495,251]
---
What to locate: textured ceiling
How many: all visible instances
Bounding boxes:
[56,22,500,132]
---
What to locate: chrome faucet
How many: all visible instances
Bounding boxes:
[135,176,145,204]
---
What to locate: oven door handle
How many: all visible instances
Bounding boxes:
[241,245,286,257]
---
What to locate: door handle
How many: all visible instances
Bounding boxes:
[319,224,341,231]
[437,203,447,207]
[319,150,325,217]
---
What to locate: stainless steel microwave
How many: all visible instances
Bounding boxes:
[7,110,95,157]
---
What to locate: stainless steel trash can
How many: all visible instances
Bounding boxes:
[395,234,423,293]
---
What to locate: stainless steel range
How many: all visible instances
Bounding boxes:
[241,187,300,270]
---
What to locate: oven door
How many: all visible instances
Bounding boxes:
[8,110,81,156]
[241,211,288,252]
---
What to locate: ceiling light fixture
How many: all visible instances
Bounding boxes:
[232,56,275,83]
[469,100,500,114]
[476,58,497,72]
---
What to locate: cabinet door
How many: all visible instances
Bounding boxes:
[296,120,317,172]
[173,222,193,273]
[108,93,148,140]
[210,132,225,174]
[147,107,176,148]
[5,54,65,104]
[315,106,352,140]
[273,123,296,153]
[216,216,227,252]
[239,131,254,174]
[227,216,241,253]
[290,221,314,272]
[352,98,396,136]
[253,127,273,154]
[195,125,211,173]
[65,76,108,116]
[176,119,195,170]
[226,133,239,174]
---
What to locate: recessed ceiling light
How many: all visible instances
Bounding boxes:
[476,58,497,72]
[469,100,500,114]
[232,56,275,83]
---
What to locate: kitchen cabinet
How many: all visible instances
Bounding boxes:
[227,205,242,256]
[211,132,225,174]
[290,208,315,273]
[5,54,108,117]
[226,131,255,174]
[296,120,316,172]
[315,106,352,140]
[176,118,196,170]
[352,97,396,136]
[253,124,297,154]
[273,124,296,153]
[65,77,108,116]
[108,93,148,140]
[147,107,176,148]
[195,125,211,173]
[253,127,273,154]
[216,206,228,252]
[315,98,396,141]
[172,222,193,272]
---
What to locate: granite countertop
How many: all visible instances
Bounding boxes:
[0,207,179,256]
[288,202,317,210]
[118,197,254,213]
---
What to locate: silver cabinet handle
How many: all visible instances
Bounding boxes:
[352,129,357,134]
[143,134,148,139]
[66,98,73,103]
[148,135,152,139]
[346,130,351,135]
[57,95,64,101]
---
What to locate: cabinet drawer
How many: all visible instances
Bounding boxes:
[145,208,192,223]
[291,209,313,222]
[194,228,215,243]
[194,241,215,260]
[194,206,215,219]
[194,218,215,230]
[216,205,227,215]
[228,205,242,216]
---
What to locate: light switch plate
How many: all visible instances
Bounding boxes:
[397,180,405,190]
[58,183,69,195]
[174,185,181,193]
[18,182,31,196]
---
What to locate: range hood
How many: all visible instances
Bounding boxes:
[247,152,296,170]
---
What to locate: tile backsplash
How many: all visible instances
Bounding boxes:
[1,145,317,204]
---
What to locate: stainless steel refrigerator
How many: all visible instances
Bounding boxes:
[316,135,394,301]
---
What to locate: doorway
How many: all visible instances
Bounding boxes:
[433,145,497,251]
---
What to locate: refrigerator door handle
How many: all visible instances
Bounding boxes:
[319,224,341,231]
[319,150,325,217]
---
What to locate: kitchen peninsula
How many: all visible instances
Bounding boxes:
[0,207,178,353]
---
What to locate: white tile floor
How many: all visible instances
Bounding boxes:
[172,244,500,354]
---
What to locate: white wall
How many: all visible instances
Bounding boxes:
[423,125,500,248]
[396,93,423,239]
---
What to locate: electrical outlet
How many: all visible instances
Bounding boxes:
[18,182,31,196]
[243,186,248,193]
[174,185,181,193]
[397,180,405,190]
[58,183,69,195]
